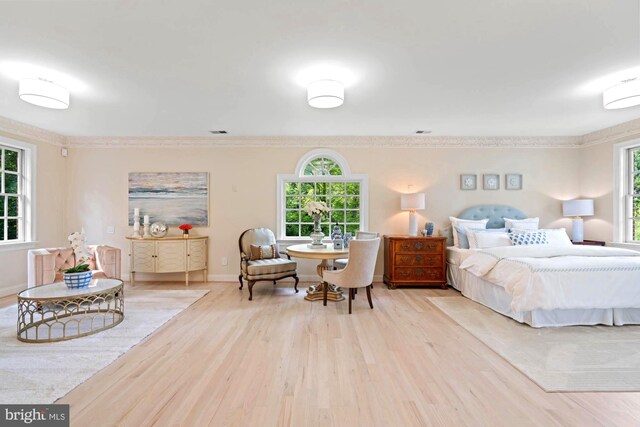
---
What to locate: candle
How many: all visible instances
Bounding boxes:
[144,215,149,224]
[134,208,140,216]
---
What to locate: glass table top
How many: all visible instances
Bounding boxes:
[18,278,124,300]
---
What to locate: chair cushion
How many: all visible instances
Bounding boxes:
[246,258,297,276]
[250,243,280,260]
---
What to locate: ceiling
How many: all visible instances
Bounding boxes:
[1,0,640,137]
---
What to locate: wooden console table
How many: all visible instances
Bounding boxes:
[126,236,208,286]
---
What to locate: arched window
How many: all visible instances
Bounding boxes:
[277,149,368,240]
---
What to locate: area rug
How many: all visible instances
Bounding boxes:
[428,296,640,392]
[0,289,208,403]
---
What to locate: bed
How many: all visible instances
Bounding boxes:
[445,205,640,327]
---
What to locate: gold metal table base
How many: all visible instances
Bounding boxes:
[304,258,344,302]
[17,284,124,343]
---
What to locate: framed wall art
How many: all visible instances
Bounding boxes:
[460,174,477,190]
[128,172,209,226]
[505,173,523,190]
[483,174,500,190]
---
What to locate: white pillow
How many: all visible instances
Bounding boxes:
[468,230,512,249]
[449,217,489,247]
[504,217,539,231]
[511,228,571,246]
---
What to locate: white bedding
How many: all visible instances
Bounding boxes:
[458,245,640,312]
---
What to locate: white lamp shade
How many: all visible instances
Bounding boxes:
[562,199,594,217]
[308,80,344,108]
[19,78,69,109]
[400,193,426,211]
[603,80,640,109]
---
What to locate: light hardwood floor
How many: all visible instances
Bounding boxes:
[7,281,640,426]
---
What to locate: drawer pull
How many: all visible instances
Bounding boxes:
[398,271,410,277]
[415,242,424,250]
[415,255,423,263]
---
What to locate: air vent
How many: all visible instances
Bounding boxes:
[415,130,431,134]
[209,130,228,134]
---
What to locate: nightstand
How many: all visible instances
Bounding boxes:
[572,240,606,246]
[383,235,447,289]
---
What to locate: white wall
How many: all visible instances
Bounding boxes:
[62,143,580,280]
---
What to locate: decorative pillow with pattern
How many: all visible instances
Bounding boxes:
[508,231,549,246]
[250,243,280,260]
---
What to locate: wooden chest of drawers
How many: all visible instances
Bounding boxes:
[383,235,447,289]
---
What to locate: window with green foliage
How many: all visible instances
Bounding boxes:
[0,145,22,242]
[628,147,640,241]
[278,150,368,240]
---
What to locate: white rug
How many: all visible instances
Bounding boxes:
[0,289,208,403]
[429,297,640,392]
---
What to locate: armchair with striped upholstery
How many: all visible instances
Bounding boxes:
[238,228,299,300]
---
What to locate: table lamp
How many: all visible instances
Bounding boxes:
[401,193,426,236]
[562,199,594,243]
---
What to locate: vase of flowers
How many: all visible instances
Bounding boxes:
[179,223,193,238]
[304,201,330,247]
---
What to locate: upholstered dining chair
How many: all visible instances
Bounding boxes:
[322,237,380,313]
[333,231,379,270]
[238,228,299,300]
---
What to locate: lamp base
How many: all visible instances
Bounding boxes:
[571,218,584,243]
[408,211,418,236]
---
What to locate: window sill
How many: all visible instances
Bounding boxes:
[0,241,38,253]
[607,242,640,251]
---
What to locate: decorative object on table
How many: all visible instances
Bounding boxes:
[150,222,168,238]
[562,199,594,243]
[132,207,142,238]
[179,223,193,238]
[303,201,330,248]
[333,237,344,250]
[422,222,434,236]
[128,172,209,226]
[331,223,343,240]
[505,173,523,190]
[483,174,500,190]
[343,232,353,248]
[460,174,477,190]
[143,215,151,238]
[62,263,93,288]
[400,192,426,237]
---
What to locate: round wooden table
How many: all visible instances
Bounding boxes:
[286,243,349,302]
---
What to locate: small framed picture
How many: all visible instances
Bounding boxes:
[505,174,523,190]
[333,238,343,249]
[483,174,500,190]
[460,174,477,190]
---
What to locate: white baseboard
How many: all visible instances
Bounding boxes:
[0,282,27,298]
[122,273,384,283]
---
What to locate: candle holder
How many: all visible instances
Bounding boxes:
[143,218,151,238]
[132,215,142,238]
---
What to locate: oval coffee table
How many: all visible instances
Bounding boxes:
[17,278,124,343]
[286,243,349,303]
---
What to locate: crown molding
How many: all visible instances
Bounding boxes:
[580,117,640,147]
[65,135,582,149]
[0,116,66,146]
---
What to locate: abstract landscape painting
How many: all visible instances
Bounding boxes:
[128,172,208,226]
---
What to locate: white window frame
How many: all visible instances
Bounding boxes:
[0,136,37,252]
[613,138,640,244]
[276,149,369,242]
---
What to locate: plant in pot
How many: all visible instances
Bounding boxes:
[62,263,93,288]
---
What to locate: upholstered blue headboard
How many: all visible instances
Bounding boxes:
[457,205,527,229]
[443,205,527,246]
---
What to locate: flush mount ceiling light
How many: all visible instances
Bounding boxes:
[307,79,344,108]
[603,78,640,109]
[19,78,69,109]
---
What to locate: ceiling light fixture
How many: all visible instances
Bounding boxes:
[415,130,432,134]
[603,79,640,109]
[308,79,344,109]
[19,78,69,109]
[209,130,228,134]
